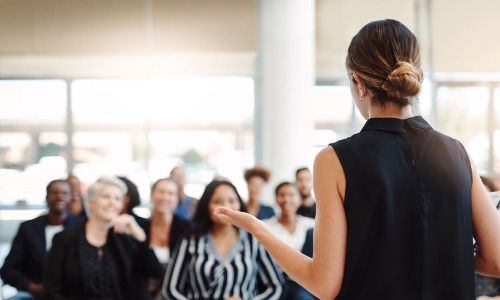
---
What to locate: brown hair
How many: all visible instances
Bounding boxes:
[346,19,423,107]
[244,166,271,182]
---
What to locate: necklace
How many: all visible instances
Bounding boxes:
[151,224,169,247]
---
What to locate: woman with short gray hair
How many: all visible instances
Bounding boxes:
[43,176,162,300]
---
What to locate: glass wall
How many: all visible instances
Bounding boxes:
[0,77,255,207]
[435,85,490,172]
[1,77,500,208]
[310,79,500,177]
[0,80,67,207]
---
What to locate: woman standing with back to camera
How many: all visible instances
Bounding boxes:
[214,19,500,299]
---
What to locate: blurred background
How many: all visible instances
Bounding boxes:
[0,0,499,212]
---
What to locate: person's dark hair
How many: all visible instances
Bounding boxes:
[190,180,247,238]
[346,19,423,107]
[295,167,310,178]
[46,179,69,196]
[244,166,271,182]
[117,176,141,214]
[275,181,298,196]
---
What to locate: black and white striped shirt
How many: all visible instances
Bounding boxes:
[163,228,284,300]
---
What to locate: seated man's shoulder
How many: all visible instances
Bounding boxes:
[17,215,48,233]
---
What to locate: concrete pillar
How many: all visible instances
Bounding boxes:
[65,79,74,174]
[254,0,315,204]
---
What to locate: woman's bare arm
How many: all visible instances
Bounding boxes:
[215,146,347,299]
[471,160,500,276]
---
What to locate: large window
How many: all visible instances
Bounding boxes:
[0,80,67,207]
[1,77,500,207]
[70,77,255,203]
[0,77,255,206]
[310,80,498,176]
[435,85,490,172]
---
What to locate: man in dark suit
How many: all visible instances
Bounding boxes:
[0,179,83,299]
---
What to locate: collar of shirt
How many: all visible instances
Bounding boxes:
[361,115,432,134]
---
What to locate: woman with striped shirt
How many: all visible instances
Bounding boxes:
[162,180,284,300]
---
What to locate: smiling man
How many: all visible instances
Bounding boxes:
[0,179,84,299]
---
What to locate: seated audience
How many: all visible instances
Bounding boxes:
[43,176,162,300]
[263,181,316,300]
[170,165,199,220]
[295,167,316,218]
[244,166,276,220]
[144,178,192,299]
[0,179,83,299]
[163,180,284,300]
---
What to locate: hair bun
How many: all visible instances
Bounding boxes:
[382,61,422,100]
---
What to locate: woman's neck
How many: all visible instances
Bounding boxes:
[279,213,297,234]
[246,198,261,216]
[210,223,238,258]
[85,217,110,247]
[280,212,297,223]
[247,196,260,205]
[368,102,413,119]
[150,211,173,247]
[211,222,237,238]
[151,210,173,225]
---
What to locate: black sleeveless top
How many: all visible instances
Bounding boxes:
[331,116,474,300]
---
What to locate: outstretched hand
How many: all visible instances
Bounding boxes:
[213,207,262,234]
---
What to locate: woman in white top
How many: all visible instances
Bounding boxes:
[264,182,314,251]
[146,178,192,299]
[264,182,316,300]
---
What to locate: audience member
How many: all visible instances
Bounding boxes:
[264,182,316,300]
[295,167,316,218]
[244,166,276,220]
[117,175,156,299]
[170,165,198,220]
[163,180,284,300]
[301,228,314,258]
[144,178,191,299]
[43,176,162,300]
[66,175,86,218]
[0,179,83,299]
[117,176,147,226]
[264,182,314,251]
